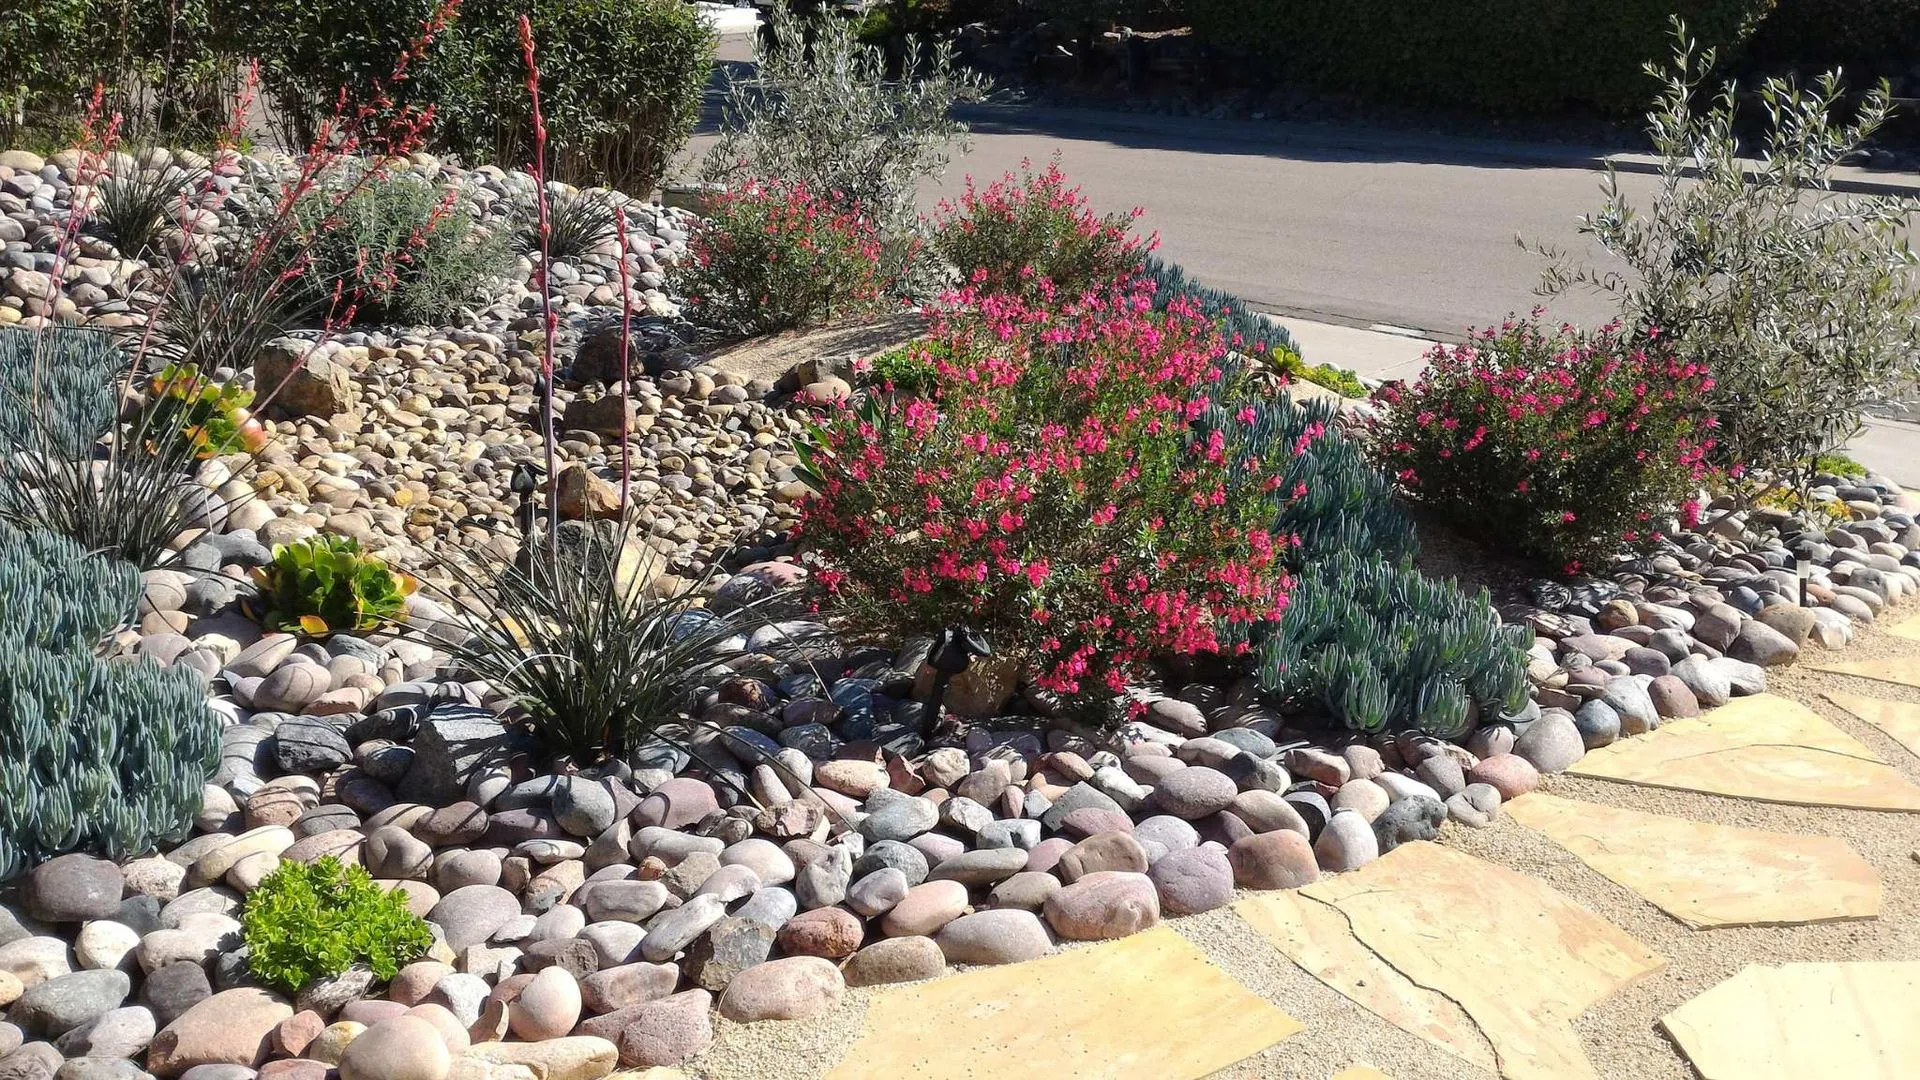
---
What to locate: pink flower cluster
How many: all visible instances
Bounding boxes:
[799,278,1292,704]
[1369,315,1720,573]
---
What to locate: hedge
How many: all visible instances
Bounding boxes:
[1745,0,1920,82]
[1185,0,1774,116]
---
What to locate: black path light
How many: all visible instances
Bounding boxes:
[922,625,993,737]
[511,460,542,576]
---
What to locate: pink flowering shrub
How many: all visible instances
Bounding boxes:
[1369,316,1718,573]
[672,179,887,336]
[930,159,1150,302]
[796,281,1293,714]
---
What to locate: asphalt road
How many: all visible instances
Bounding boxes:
[928,107,1645,337]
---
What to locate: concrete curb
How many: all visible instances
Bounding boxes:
[955,104,1920,199]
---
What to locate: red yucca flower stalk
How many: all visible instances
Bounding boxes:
[519,13,560,556]
[613,204,635,513]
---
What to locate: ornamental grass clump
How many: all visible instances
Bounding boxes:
[1369,316,1718,574]
[671,179,888,337]
[931,158,1149,301]
[797,281,1293,713]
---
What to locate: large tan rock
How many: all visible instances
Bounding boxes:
[148,987,293,1077]
[255,339,355,418]
[462,1036,619,1080]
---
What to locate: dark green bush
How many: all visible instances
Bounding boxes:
[242,857,435,992]
[283,172,511,326]
[0,519,221,880]
[1,0,232,142]
[231,0,713,193]
[1745,0,1920,80]
[1187,0,1772,116]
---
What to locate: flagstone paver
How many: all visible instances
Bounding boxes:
[1824,690,1920,761]
[1504,792,1880,928]
[1331,1069,1394,1080]
[1804,655,1920,690]
[1887,611,1920,643]
[821,926,1301,1080]
[1661,962,1920,1080]
[1234,891,1496,1071]
[1298,842,1666,1080]
[1565,693,1920,811]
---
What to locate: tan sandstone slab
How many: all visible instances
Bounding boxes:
[1887,612,1920,643]
[1804,655,1920,690]
[1299,841,1665,1080]
[1331,1069,1394,1080]
[1661,962,1920,1079]
[1234,891,1496,1071]
[1825,689,1920,761]
[1565,693,1920,812]
[1505,792,1880,928]
[823,925,1301,1080]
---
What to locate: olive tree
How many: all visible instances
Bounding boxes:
[700,5,990,237]
[1536,24,1920,491]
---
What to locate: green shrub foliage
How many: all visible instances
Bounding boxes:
[282,171,511,326]
[1186,0,1772,116]
[253,535,415,637]
[0,520,220,880]
[231,0,712,192]
[242,857,435,992]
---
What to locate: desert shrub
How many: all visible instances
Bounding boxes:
[702,5,989,235]
[1369,316,1718,573]
[253,536,415,636]
[281,171,510,326]
[231,0,711,192]
[931,158,1149,300]
[413,522,769,763]
[242,857,434,992]
[797,282,1290,712]
[671,179,888,337]
[1187,0,1770,116]
[0,519,220,880]
[1537,30,1920,484]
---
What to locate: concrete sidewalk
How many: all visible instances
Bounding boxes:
[1274,315,1919,488]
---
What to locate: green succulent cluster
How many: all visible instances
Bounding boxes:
[1259,551,1532,737]
[0,520,220,880]
[241,857,435,993]
[1209,393,1530,737]
[252,535,416,637]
